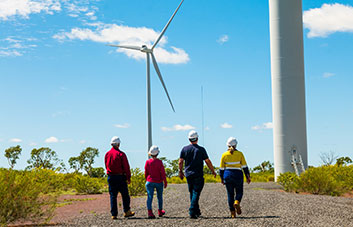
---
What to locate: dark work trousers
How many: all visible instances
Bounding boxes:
[186,175,205,216]
[224,170,244,211]
[107,175,131,216]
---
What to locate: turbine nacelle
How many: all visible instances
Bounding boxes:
[140,45,152,53]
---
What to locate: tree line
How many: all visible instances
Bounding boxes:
[4,145,104,177]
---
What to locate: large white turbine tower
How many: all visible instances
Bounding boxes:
[269,0,308,179]
[109,0,184,151]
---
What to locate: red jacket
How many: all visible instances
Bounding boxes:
[105,147,131,180]
[144,158,167,184]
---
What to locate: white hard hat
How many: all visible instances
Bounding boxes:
[188,130,198,140]
[111,136,121,145]
[227,137,238,147]
[148,145,160,156]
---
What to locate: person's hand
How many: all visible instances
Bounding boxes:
[164,182,168,188]
[179,171,184,180]
[246,177,251,184]
[213,172,217,178]
[127,179,131,184]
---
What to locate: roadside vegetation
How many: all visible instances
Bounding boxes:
[278,157,353,196]
[1,145,352,225]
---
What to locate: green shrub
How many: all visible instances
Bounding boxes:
[251,171,274,182]
[128,168,146,196]
[168,176,187,184]
[74,175,104,194]
[277,172,300,192]
[204,174,221,183]
[278,165,353,196]
[0,169,57,226]
[299,166,345,196]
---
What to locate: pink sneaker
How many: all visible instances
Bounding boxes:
[158,209,165,217]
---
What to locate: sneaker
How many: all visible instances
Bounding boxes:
[230,211,236,218]
[124,210,135,218]
[195,210,201,218]
[158,209,165,217]
[111,216,117,220]
[148,210,156,219]
[234,200,242,215]
[190,214,198,219]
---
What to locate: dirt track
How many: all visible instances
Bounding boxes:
[58,182,353,227]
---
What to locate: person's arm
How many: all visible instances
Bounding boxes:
[241,153,251,184]
[144,161,149,180]
[205,159,217,178]
[160,161,167,188]
[123,153,131,184]
[219,154,225,184]
[178,158,185,180]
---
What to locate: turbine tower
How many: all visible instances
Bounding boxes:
[108,0,184,151]
[269,0,308,180]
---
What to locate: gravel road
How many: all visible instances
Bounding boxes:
[60,182,353,227]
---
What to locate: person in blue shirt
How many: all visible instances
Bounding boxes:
[179,130,217,219]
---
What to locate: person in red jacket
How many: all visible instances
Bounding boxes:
[144,145,167,219]
[105,136,135,219]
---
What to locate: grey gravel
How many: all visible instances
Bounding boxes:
[58,182,353,227]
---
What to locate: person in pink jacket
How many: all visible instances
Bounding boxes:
[144,145,168,218]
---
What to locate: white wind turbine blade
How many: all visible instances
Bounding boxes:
[151,0,184,50]
[107,44,141,51]
[151,53,175,112]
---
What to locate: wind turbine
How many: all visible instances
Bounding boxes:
[108,0,184,151]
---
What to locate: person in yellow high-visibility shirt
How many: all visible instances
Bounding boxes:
[220,137,251,218]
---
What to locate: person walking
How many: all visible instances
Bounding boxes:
[179,130,217,219]
[105,136,135,219]
[220,137,251,218]
[144,145,168,219]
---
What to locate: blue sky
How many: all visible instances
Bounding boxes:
[0,0,352,171]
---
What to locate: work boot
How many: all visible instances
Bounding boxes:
[158,209,165,217]
[234,200,242,215]
[124,210,135,218]
[148,210,156,219]
[230,210,236,218]
[111,216,117,220]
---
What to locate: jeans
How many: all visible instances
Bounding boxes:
[186,176,204,216]
[224,172,244,211]
[107,175,131,216]
[145,181,164,210]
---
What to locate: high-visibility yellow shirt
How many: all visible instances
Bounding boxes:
[220,149,247,170]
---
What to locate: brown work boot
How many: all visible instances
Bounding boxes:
[234,200,242,215]
[124,210,135,218]
[230,210,236,218]
[111,216,117,220]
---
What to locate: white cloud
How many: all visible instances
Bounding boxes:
[161,124,195,132]
[217,34,229,44]
[0,36,38,57]
[45,136,59,143]
[323,72,335,78]
[10,138,22,143]
[79,140,86,144]
[114,123,130,129]
[220,123,233,129]
[29,142,37,146]
[252,122,273,131]
[0,50,22,57]
[0,0,61,21]
[303,3,353,38]
[53,23,190,64]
